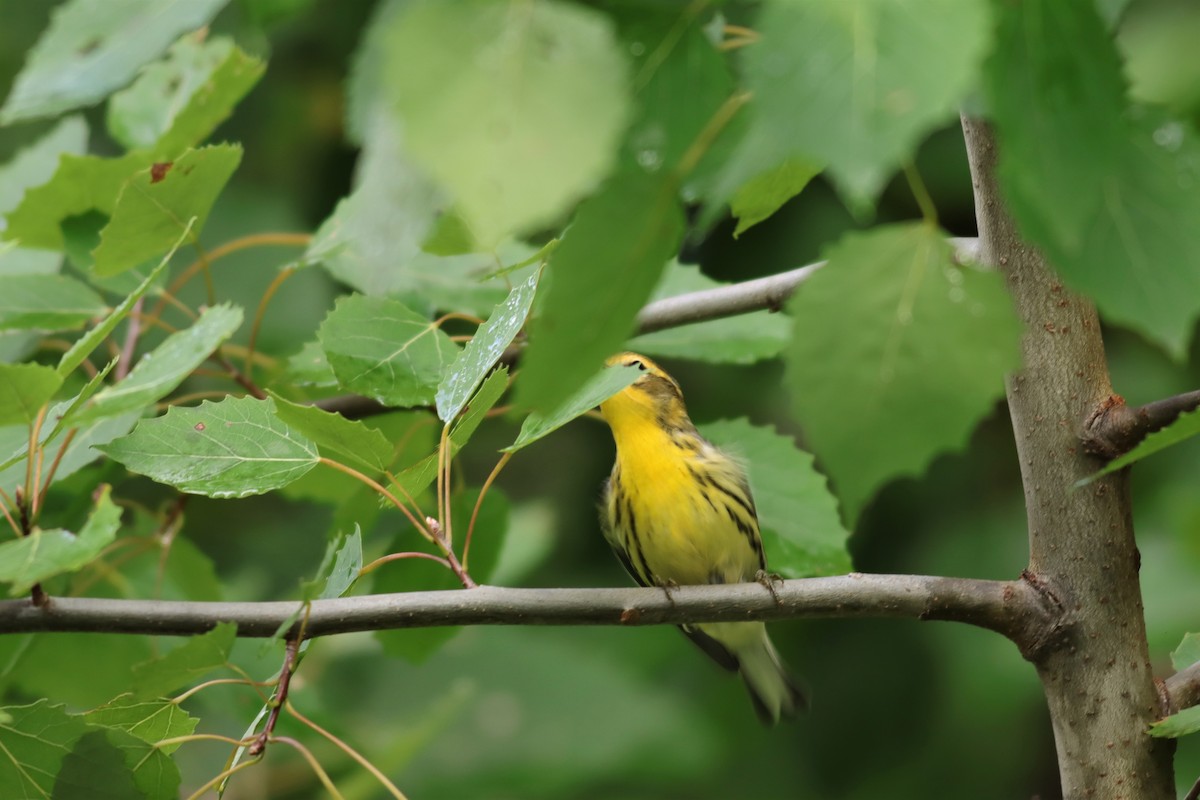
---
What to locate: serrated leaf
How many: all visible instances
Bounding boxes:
[518,169,684,412]
[1150,705,1200,738]
[0,115,88,234]
[318,294,460,407]
[57,224,186,378]
[0,485,121,596]
[131,621,237,700]
[397,366,509,496]
[375,487,509,662]
[0,0,230,123]
[270,394,393,473]
[986,0,1200,357]
[0,274,107,331]
[730,157,820,238]
[436,271,538,422]
[628,261,791,365]
[0,699,180,800]
[1080,407,1200,485]
[786,222,1022,523]
[746,0,990,204]
[506,364,639,452]
[3,151,152,251]
[700,418,850,578]
[100,396,319,498]
[92,144,242,276]
[78,303,243,422]
[84,695,197,754]
[1172,633,1200,671]
[303,526,363,601]
[385,0,630,244]
[0,363,62,425]
[107,35,264,154]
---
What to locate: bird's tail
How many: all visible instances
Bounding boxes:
[687,622,808,725]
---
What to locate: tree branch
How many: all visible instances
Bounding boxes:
[1165,660,1200,714]
[1081,389,1200,460]
[0,573,1052,645]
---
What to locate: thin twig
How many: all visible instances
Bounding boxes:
[249,637,300,756]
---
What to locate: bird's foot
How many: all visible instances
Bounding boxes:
[657,578,680,606]
[755,569,784,606]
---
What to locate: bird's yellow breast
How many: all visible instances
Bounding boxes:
[606,415,761,587]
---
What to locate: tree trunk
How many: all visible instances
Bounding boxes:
[961,116,1175,800]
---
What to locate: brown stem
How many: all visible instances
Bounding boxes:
[1081,389,1200,460]
[1165,660,1200,714]
[962,116,1173,800]
[248,637,300,757]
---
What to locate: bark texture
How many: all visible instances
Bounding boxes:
[962,117,1174,800]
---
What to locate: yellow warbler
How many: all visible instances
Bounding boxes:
[599,352,806,724]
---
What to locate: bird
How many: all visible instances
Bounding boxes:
[598,351,806,725]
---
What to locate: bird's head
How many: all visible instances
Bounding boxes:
[599,352,688,429]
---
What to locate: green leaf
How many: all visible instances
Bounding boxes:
[84,695,197,754]
[131,621,237,700]
[92,144,242,276]
[305,113,440,296]
[628,261,791,364]
[1172,633,1200,671]
[0,0,230,123]
[0,363,62,425]
[3,151,152,250]
[505,364,639,452]
[107,35,265,154]
[78,303,243,422]
[318,294,460,407]
[436,271,537,422]
[747,0,990,203]
[100,396,319,498]
[729,157,820,238]
[57,229,184,378]
[1150,705,1200,738]
[700,418,851,578]
[302,527,363,601]
[270,393,393,473]
[0,699,180,800]
[0,115,88,233]
[284,339,337,387]
[518,169,684,412]
[616,6,735,177]
[374,487,509,662]
[1081,407,1200,485]
[785,223,1022,522]
[385,0,630,244]
[986,0,1200,357]
[0,485,122,596]
[0,274,106,331]
[397,366,509,496]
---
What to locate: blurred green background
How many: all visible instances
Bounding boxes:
[3,0,1200,797]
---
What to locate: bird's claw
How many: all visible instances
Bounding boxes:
[755,569,784,606]
[657,578,680,606]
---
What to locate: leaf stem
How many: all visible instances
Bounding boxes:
[286,701,410,800]
[462,451,512,571]
[359,551,453,576]
[903,160,938,226]
[246,265,296,382]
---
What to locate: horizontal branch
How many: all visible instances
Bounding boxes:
[0,573,1050,647]
[1082,389,1200,460]
[1165,660,1200,714]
